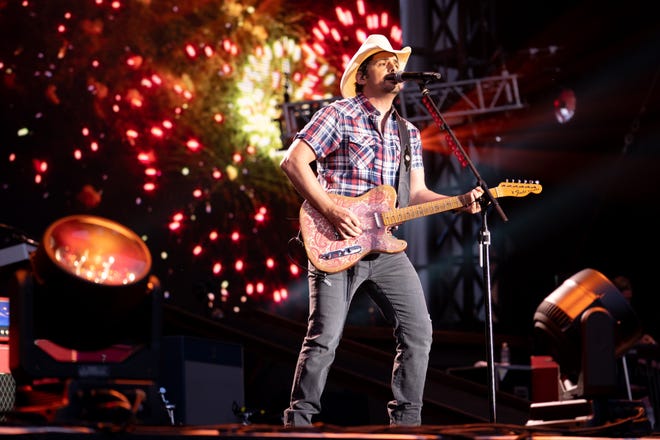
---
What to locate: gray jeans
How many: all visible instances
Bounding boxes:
[283,252,433,426]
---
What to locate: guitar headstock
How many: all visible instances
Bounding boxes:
[495,180,543,197]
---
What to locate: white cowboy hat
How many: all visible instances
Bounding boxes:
[339,34,411,99]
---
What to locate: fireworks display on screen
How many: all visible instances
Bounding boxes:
[0,0,401,317]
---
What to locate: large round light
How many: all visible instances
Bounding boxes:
[29,215,153,351]
[34,215,151,286]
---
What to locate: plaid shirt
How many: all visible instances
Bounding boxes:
[296,93,423,197]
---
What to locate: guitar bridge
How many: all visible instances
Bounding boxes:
[320,245,363,260]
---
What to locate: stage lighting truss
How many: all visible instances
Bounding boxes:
[280,72,524,143]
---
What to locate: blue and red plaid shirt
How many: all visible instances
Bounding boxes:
[296,93,423,198]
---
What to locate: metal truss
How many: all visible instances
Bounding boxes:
[397,72,523,125]
[280,72,522,142]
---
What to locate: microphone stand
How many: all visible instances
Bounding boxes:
[415,80,508,423]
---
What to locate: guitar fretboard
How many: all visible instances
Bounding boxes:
[381,196,463,226]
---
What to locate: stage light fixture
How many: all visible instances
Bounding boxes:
[28,215,153,351]
[533,268,642,399]
[7,215,162,425]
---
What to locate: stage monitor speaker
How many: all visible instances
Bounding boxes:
[159,335,244,426]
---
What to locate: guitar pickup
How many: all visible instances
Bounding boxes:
[320,245,363,260]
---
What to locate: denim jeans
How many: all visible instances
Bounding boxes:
[283,252,433,426]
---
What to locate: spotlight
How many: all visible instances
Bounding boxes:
[527,269,652,431]
[28,215,153,351]
[7,215,162,425]
[533,268,642,399]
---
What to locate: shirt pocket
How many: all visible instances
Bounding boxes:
[347,134,376,170]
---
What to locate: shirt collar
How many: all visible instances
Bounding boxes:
[355,93,395,119]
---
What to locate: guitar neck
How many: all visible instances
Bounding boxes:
[381,188,498,226]
[381,196,459,226]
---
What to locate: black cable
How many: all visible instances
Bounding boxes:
[286,230,309,275]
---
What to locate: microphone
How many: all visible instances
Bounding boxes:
[385,71,442,83]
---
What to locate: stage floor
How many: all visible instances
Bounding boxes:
[1,420,659,440]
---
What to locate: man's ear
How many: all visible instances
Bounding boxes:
[356,70,367,84]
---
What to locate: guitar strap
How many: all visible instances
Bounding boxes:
[395,111,411,208]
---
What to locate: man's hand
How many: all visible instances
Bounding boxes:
[458,186,484,214]
[326,204,362,239]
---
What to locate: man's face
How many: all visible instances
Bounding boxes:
[359,51,401,96]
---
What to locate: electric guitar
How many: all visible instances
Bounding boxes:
[300,181,542,273]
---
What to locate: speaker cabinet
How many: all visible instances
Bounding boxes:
[159,335,244,426]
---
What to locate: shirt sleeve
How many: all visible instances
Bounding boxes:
[295,104,342,160]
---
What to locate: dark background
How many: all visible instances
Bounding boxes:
[473,0,660,340]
